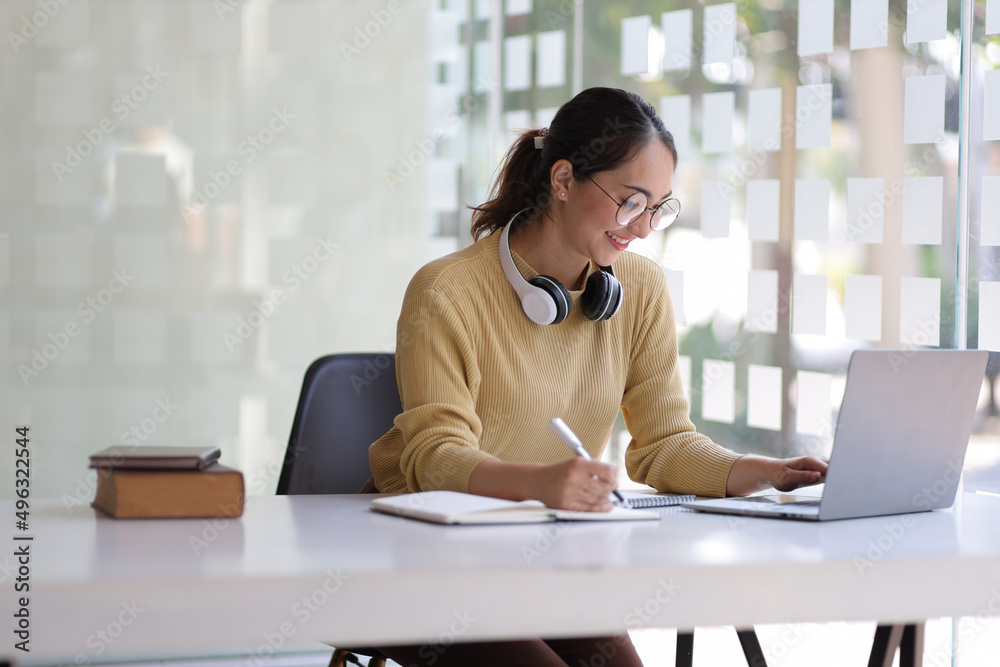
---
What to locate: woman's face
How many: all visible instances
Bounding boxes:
[557,140,675,269]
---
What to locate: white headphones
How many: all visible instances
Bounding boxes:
[498,218,623,325]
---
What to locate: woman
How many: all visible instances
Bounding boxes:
[369,87,827,666]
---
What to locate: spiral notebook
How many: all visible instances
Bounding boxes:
[371,491,660,525]
[619,492,695,509]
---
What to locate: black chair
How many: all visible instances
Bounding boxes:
[279,353,402,667]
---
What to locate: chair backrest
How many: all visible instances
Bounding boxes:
[277,353,402,495]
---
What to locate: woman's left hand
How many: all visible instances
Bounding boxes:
[725,454,828,496]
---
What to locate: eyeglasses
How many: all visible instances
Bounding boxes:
[579,171,681,232]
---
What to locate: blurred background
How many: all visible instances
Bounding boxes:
[1,0,1000,661]
[2,0,999,499]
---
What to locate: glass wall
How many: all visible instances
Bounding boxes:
[1,0,447,499]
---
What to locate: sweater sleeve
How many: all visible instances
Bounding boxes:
[621,265,742,497]
[391,287,495,493]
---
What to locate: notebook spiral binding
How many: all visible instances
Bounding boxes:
[626,494,695,509]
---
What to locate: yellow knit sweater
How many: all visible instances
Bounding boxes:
[369,230,741,496]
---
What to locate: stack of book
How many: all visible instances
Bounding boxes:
[90,446,244,519]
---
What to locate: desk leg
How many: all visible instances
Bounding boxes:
[675,630,694,667]
[736,628,768,667]
[868,623,924,667]
[899,623,925,667]
[868,624,905,667]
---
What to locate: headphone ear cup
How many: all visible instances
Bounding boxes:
[581,270,622,321]
[528,275,572,324]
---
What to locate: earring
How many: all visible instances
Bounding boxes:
[560,192,566,197]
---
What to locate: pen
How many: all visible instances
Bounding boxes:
[549,417,628,508]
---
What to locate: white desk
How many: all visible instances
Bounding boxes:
[5,493,1000,663]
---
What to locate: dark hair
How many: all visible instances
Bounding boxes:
[470,87,678,240]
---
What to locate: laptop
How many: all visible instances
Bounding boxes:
[682,349,988,521]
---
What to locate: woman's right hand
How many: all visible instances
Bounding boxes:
[468,457,619,512]
[528,458,618,512]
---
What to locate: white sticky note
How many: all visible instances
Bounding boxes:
[904,75,946,144]
[978,282,1000,351]
[796,84,832,149]
[794,179,830,241]
[796,371,833,436]
[907,0,947,44]
[537,31,566,88]
[850,0,888,50]
[660,96,692,162]
[701,181,732,238]
[846,178,885,243]
[677,355,692,401]
[793,273,828,335]
[747,270,778,333]
[665,269,686,326]
[621,15,652,76]
[798,0,834,56]
[748,365,783,431]
[989,0,1000,35]
[473,41,492,93]
[981,175,1000,246]
[747,179,780,242]
[902,177,944,245]
[504,35,531,91]
[984,69,1000,141]
[702,92,735,153]
[703,3,737,65]
[506,0,532,15]
[845,275,883,341]
[900,276,941,346]
[748,88,782,152]
[702,359,735,424]
[662,10,693,71]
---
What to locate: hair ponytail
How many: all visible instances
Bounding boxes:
[469,87,678,241]
[469,128,551,241]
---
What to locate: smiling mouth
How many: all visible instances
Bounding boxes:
[606,231,630,249]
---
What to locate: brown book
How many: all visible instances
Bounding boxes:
[90,445,221,470]
[92,464,245,519]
